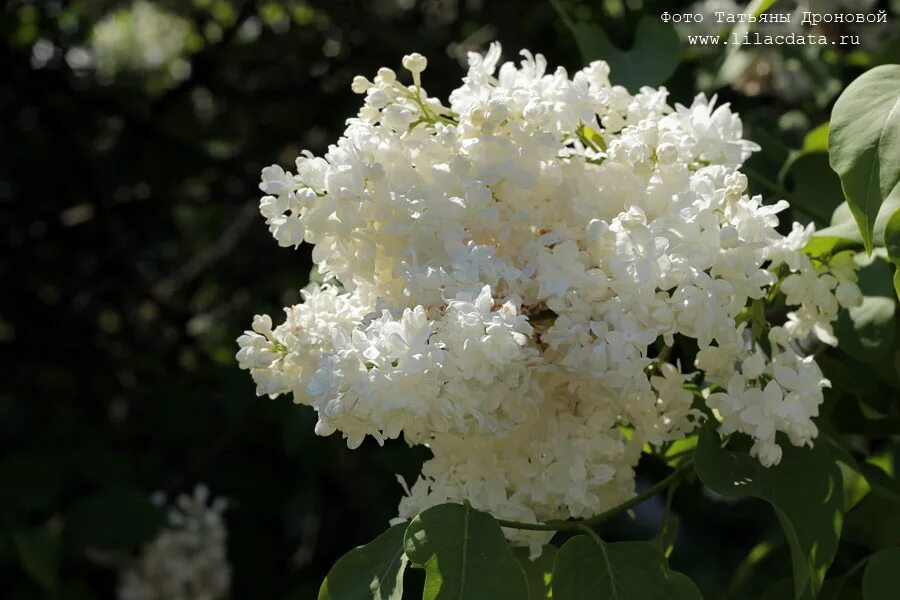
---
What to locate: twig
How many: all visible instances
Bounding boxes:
[152,201,258,300]
[577,523,604,545]
[497,459,694,532]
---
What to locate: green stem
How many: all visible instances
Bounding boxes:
[841,554,872,579]
[495,518,574,532]
[497,459,694,532]
[577,523,604,545]
[581,459,693,526]
[657,343,673,365]
[396,84,458,127]
[659,477,680,539]
[663,448,695,465]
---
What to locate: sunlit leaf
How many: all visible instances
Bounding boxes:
[829,65,900,253]
[403,503,529,600]
[319,522,407,600]
[803,123,830,153]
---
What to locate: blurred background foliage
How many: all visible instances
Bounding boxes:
[2,0,900,598]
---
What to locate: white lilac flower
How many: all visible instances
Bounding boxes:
[237,44,860,550]
[118,485,230,600]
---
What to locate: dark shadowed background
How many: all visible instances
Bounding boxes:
[3,0,900,597]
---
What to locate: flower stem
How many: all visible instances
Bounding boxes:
[496,458,694,532]
[576,523,604,545]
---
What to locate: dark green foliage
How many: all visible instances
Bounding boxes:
[695,426,846,600]
[551,536,701,600]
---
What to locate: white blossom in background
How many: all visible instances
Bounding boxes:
[118,485,230,600]
[90,1,191,81]
[236,43,861,554]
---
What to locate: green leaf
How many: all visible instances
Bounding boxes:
[551,536,701,600]
[885,209,900,261]
[403,503,529,600]
[827,391,900,438]
[886,208,900,300]
[803,123,830,153]
[817,357,882,407]
[894,267,900,301]
[554,8,680,92]
[804,203,865,257]
[863,547,900,599]
[514,546,556,600]
[694,426,845,600]
[844,493,900,550]
[835,254,896,361]
[12,527,61,593]
[319,522,407,600]
[781,151,844,225]
[857,462,900,503]
[844,459,900,550]
[66,486,165,551]
[839,188,900,248]
[829,65,900,253]
[804,234,863,258]
[576,123,606,152]
[662,434,698,467]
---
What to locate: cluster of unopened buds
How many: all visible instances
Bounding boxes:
[237,43,861,554]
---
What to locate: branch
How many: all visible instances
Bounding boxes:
[152,201,258,300]
[496,458,694,532]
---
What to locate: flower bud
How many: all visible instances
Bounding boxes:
[402,52,428,75]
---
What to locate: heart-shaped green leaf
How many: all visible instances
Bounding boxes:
[829,65,900,253]
[319,522,408,600]
[695,426,846,600]
[835,254,896,361]
[551,536,701,600]
[404,503,529,600]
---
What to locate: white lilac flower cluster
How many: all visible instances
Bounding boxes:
[118,485,230,600]
[236,44,861,553]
